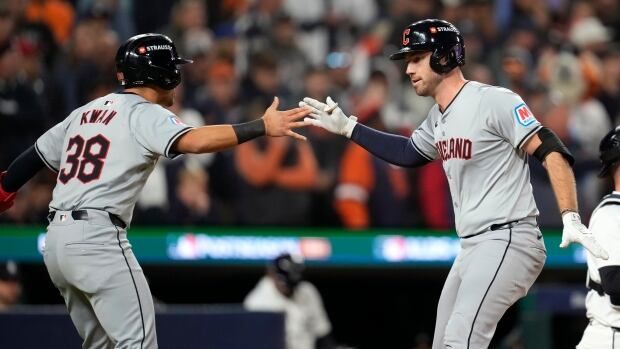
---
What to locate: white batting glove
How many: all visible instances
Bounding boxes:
[561,211,609,259]
[299,96,358,138]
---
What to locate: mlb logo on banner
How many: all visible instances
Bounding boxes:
[514,103,536,126]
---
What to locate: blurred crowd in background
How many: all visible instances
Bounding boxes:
[0,0,618,230]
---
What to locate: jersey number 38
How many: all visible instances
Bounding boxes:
[58,134,110,184]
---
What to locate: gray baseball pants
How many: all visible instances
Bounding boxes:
[43,209,157,349]
[432,217,546,348]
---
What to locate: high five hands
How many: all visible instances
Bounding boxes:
[300,96,358,138]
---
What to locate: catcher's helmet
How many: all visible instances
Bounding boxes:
[390,19,465,74]
[115,33,192,90]
[270,253,305,291]
[599,126,620,177]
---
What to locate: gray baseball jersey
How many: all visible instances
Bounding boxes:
[409,81,547,348]
[39,92,193,348]
[36,92,193,226]
[411,81,542,237]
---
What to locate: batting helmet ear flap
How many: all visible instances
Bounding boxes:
[430,43,466,74]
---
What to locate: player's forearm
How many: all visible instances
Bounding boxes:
[175,125,241,154]
[544,152,578,214]
[2,145,46,192]
[175,119,267,154]
[350,123,430,167]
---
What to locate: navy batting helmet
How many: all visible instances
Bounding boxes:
[390,19,465,74]
[599,126,620,178]
[115,33,192,90]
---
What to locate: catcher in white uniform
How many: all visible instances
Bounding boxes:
[578,126,620,349]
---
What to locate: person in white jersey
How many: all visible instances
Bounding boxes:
[300,19,609,348]
[0,33,310,348]
[577,126,620,349]
[244,253,334,349]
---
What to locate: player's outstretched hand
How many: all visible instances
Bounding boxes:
[300,96,358,138]
[561,211,609,259]
[263,96,312,141]
[0,171,16,213]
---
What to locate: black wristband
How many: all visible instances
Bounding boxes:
[232,119,266,144]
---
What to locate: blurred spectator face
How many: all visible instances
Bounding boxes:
[465,64,494,85]
[354,71,388,123]
[174,0,207,31]
[3,0,25,17]
[0,261,21,311]
[502,57,527,83]
[601,50,620,90]
[257,0,282,14]
[0,9,15,44]
[207,61,237,106]
[461,33,482,63]
[72,22,98,60]
[404,0,435,18]
[549,51,585,105]
[515,0,540,11]
[571,0,596,22]
[508,28,538,52]
[326,51,352,88]
[0,44,18,80]
[272,16,296,47]
[251,57,279,94]
[93,29,118,67]
[14,33,44,80]
[303,69,330,100]
[0,279,20,309]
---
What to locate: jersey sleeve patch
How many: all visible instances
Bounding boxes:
[168,116,187,126]
[513,103,537,126]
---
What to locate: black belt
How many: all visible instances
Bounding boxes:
[47,210,126,229]
[588,277,605,296]
[461,219,520,239]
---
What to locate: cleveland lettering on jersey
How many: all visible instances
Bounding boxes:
[435,138,472,161]
[80,109,118,126]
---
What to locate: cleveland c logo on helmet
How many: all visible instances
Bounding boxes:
[402,28,411,46]
[390,19,466,74]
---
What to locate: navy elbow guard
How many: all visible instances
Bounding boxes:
[532,127,574,166]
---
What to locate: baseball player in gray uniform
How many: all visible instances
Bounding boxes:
[578,126,620,349]
[301,19,609,348]
[0,33,310,348]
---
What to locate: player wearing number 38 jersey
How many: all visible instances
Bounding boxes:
[0,33,310,348]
